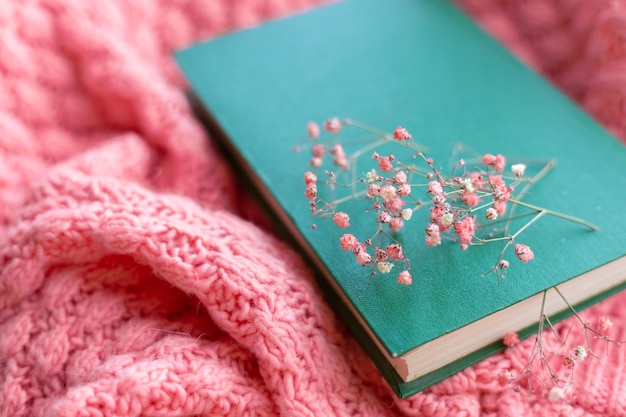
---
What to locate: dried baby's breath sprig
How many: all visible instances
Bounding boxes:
[298,118,597,284]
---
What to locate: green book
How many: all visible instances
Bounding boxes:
[175,0,626,398]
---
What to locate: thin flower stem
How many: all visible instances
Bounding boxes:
[510,199,599,231]
[345,119,393,139]
[332,189,368,206]
[511,210,547,239]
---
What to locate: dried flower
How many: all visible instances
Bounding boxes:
[573,345,587,361]
[304,171,317,184]
[425,223,441,247]
[377,261,394,274]
[511,163,526,177]
[428,180,444,195]
[355,249,372,266]
[323,117,341,133]
[386,244,404,260]
[454,216,476,245]
[503,332,520,347]
[485,207,498,220]
[514,244,534,263]
[548,387,565,403]
[305,183,317,199]
[597,315,614,337]
[497,370,514,387]
[393,126,412,141]
[389,217,404,232]
[333,212,350,229]
[397,270,412,285]
[307,122,320,139]
[401,208,413,221]
[378,156,393,172]
[393,170,407,184]
[339,234,358,252]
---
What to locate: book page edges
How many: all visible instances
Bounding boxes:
[402,255,626,381]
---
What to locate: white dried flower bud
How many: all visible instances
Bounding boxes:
[485,207,498,220]
[511,163,526,177]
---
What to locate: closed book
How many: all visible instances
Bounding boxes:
[175,0,626,398]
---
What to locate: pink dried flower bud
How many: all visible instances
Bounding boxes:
[511,163,526,177]
[378,156,393,172]
[497,370,514,387]
[482,153,497,166]
[499,260,509,270]
[425,223,441,247]
[307,122,320,139]
[393,170,407,184]
[562,354,576,369]
[378,211,392,224]
[375,248,388,263]
[389,217,404,232]
[482,153,506,172]
[393,126,412,141]
[304,171,317,184]
[355,249,372,266]
[311,144,325,158]
[386,244,404,260]
[428,180,443,195]
[462,191,480,207]
[493,200,507,216]
[333,154,349,170]
[494,154,506,172]
[470,172,485,189]
[323,117,341,133]
[397,270,412,285]
[310,157,322,167]
[514,244,534,263]
[305,183,317,199]
[371,152,380,160]
[339,233,358,252]
[502,332,519,346]
[367,184,381,198]
[597,315,614,337]
[330,144,343,155]
[432,194,447,206]
[379,185,397,202]
[385,197,404,213]
[454,216,476,245]
[333,212,350,229]
[397,183,411,197]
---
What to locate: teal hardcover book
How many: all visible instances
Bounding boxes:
[175,0,626,398]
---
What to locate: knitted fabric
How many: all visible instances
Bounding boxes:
[1,1,625,416]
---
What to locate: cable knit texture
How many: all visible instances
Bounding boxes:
[1,1,626,416]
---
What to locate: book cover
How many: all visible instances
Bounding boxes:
[175,0,626,398]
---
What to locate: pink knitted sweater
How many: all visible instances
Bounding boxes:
[1,1,625,416]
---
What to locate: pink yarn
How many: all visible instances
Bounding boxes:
[1,1,626,416]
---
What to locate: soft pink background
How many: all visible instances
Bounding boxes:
[1,1,625,416]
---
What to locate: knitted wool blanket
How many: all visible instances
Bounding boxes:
[1,1,625,416]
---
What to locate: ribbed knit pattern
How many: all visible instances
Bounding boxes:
[1,1,625,416]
